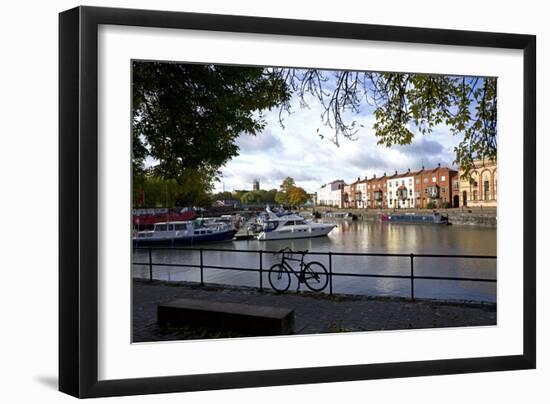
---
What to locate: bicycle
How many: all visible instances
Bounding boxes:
[268,247,329,292]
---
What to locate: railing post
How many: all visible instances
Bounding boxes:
[199,248,204,286]
[410,253,415,301]
[148,247,153,282]
[329,252,333,296]
[259,250,263,291]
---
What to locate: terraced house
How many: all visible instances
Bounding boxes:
[317,163,477,210]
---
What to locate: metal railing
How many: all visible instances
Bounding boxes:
[132,247,496,301]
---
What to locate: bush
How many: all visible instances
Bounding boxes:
[426,201,437,209]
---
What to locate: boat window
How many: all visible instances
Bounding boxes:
[155,224,167,231]
[285,221,295,226]
[168,224,174,231]
[174,224,187,230]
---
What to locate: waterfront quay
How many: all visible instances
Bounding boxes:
[133,219,497,302]
[133,279,496,342]
[312,206,497,226]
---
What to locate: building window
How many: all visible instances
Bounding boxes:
[416,179,420,184]
[424,178,428,183]
[473,190,478,201]
[484,180,490,200]
[432,177,436,183]
[441,187,446,193]
[441,175,446,181]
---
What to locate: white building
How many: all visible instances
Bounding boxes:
[316,180,346,208]
[356,179,367,208]
[387,172,416,209]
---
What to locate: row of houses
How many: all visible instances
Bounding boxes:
[316,161,497,209]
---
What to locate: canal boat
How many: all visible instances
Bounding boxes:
[381,212,450,225]
[133,220,237,246]
[257,214,337,241]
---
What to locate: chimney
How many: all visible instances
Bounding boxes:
[373,174,376,179]
[395,170,398,175]
[383,172,386,176]
[438,163,441,168]
[408,168,411,172]
[422,165,424,170]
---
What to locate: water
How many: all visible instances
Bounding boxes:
[132,219,497,302]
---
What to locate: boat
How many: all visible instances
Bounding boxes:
[133,220,237,246]
[324,211,357,220]
[257,214,336,241]
[381,212,450,225]
[132,208,196,227]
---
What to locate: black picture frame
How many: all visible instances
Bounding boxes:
[59,5,536,398]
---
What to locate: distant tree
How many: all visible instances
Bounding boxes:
[212,191,233,201]
[133,173,212,208]
[280,177,296,193]
[232,190,248,201]
[287,186,309,207]
[274,191,288,205]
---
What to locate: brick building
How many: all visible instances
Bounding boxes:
[317,164,465,210]
[411,164,458,208]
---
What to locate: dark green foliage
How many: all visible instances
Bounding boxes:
[279,69,497,177]
[133,61,497,195]
[132,61,290,184]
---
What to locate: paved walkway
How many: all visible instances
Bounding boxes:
[133,279,496,342]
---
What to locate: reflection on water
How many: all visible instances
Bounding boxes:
[133,220,497,302]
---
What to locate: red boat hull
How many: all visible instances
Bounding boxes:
[133,211,196,226]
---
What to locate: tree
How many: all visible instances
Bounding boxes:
[132,173,212,208]
[133,62,497,188]
[287,186,309,207]
[211,191,233,201]
[273,69,497,177]
[274,191,288,205]
[280,177,296,193]
[132,61,290,184]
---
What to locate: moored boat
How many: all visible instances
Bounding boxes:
[257,214,336,241]
[133,220,236,246]
[381,212,450,225]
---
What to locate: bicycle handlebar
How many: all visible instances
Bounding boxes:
[276,247,309,255]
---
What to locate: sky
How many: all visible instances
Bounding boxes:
[215,92,462,194]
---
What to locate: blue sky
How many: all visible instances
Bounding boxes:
[216,92,461,194]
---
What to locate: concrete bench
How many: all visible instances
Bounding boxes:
[157,298,295,336]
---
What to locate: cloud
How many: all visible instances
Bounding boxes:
[216,93,462,193]
[235,128,282,153]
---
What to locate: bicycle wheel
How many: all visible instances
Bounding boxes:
[268,264,291,292]
[303,261,329,292]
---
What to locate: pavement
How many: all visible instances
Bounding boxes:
[132,278,496,342]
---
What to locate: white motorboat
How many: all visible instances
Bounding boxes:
[133,220,236,246]
[256,214,336,241]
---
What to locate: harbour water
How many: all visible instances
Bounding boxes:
[132,219,497,302]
